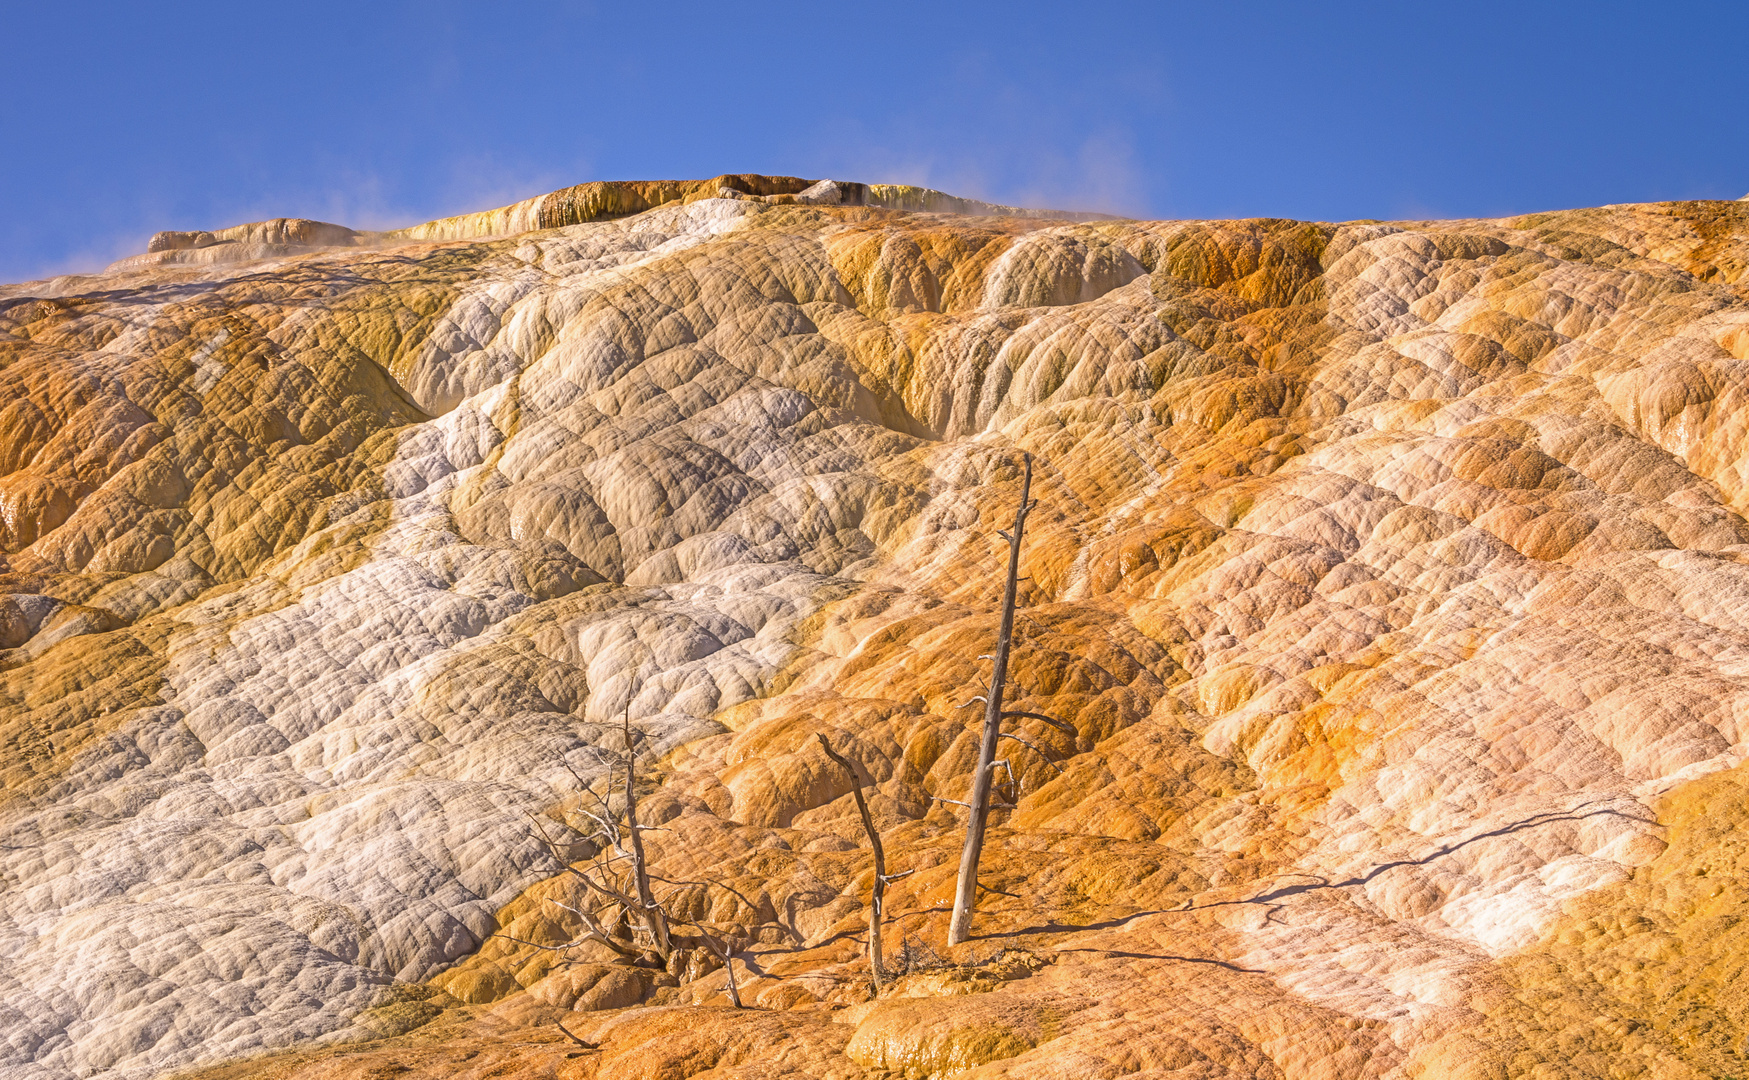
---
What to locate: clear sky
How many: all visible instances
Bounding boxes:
[3,0,1745,283]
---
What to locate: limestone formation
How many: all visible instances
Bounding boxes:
[3,177,1749,1079]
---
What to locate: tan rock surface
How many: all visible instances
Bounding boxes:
[5,179,1749,1078]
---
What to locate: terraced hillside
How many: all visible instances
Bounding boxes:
[4,175,1749,1079]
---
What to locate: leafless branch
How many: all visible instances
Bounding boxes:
[991,758,1018,804]
[495,931,594,952]
[934,796,1017,810]
[568,805,619,840]
[525,810,563,850]
[564,860,638,901]
[544,900,644,960]
[644,873,801,945]
[667,915,745,1008]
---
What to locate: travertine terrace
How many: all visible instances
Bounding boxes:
[4,174,1749,1079]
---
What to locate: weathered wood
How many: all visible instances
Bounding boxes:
[622,705,673,960]
[948,452,1034,946]
[817,733,889,988]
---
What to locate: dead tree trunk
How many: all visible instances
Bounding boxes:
[622,706,673,960]
[948,452,1034,946]
[719,934,745,1008]
[692,928,745,1007]
[817,733,912,990]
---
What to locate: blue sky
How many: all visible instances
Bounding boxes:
[3,0,1745,283]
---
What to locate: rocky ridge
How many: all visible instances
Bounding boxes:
[108,176,1105,274]
[3,177,1749,1079]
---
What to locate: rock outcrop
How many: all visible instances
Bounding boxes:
[106,177,1108,274]
[4,177,1749,1079]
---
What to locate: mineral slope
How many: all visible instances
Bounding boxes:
[3,178,1749,1080]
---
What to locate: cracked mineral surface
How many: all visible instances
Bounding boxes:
[5,175,1749,1079]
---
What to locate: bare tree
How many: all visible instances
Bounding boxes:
[523,739,669,963]
[947,453,1075,946]
[618,707,673,958]
[817,733,914,991]
[519,699,754,1007]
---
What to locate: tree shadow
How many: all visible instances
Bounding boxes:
[1192,806,1639,910]
[1052,947,1267,974]
[987,805,1644,938]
